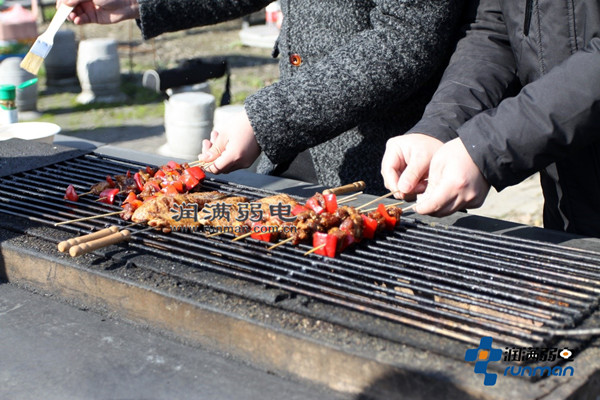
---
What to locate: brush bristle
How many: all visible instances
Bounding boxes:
[20,51,44,75]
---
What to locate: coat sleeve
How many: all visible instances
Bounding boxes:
[137,0,272,40]
[409,0,518,143]
[244,0,464,165]
[458,37,600,190]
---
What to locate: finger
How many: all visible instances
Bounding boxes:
[198,139,213,162]
[204,139,231,174]
[381,141,406,197]
[398,159,429,195]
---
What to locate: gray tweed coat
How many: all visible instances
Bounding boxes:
[138,0,466,194]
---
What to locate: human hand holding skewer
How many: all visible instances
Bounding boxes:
[195,109,260,174]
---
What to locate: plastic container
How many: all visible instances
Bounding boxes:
[0,57,38,111]
[77,38,125,104]
[0,84,17,125]
[0,122,61,143]
[0,5,37,59]
[162,92,216,159]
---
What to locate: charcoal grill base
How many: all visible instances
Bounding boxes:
[1,221,599,399]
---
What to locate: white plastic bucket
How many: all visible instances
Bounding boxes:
[76,38,125,103]
[164,92,216,159]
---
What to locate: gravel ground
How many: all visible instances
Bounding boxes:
[29,16,544,227]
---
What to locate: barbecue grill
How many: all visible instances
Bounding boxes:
[1,137,599,399]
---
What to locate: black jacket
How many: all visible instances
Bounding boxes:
[411,0,600,236]
[138,0,466,193]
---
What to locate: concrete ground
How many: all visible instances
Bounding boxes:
[0,282,350,400]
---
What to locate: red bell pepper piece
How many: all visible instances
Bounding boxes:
[154,169,166,179]
[167,160,181,170]
[291,204,309,216]
[171,180,184,193]
[377,203,397,230]
[185,166,206,181]
[251,223,273,242]
[179,171,200,191]
[133,172,144,192]
[122,198,143,209]
[123,191,137,205]
[361,214,378,239]
[312,232,337,258]
[305,196,325,215]
[64,184,79,202]
[323,193,338,213]
[98,188,120,204]
[146,166,156,176]
[106,175,115,187]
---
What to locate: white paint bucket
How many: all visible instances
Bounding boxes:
[163,92,216,159]
[76,38,125,104]
[0,56,38,111]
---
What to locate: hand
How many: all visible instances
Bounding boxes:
[415,138,490,216]
[381,133,443,199]
[58,0,139,25]
[198,108,261,174]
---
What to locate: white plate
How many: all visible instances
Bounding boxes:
[0,122,61,143]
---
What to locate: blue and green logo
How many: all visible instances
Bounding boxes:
[464,336,503,386]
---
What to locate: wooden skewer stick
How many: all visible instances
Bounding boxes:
[54,210,123,226]
[205,231,224,238]
[337,191,363,205]
[402,203,417,212]
[361,201,405,213]
[201,161,215,170]
[356,190,400,210]
[267,236,294,250]
[323,181,365,195]
[79,191,94,197]
[232,231,254,242]
[304,244,326,256]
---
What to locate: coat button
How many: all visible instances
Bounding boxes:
[289,53,302,66]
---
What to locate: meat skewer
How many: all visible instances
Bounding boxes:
[57,182,370,257]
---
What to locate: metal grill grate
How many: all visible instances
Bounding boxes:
[1,153,599,350]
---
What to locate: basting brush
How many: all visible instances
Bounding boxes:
[20,4,74,75]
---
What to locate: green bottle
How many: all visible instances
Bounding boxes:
[0,84,18,125]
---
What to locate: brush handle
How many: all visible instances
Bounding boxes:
[323,181,366,195]
[44,4,74,42]
[58,226,120,252]
[69,229,131,257]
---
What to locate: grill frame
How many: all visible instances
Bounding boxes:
[1,151,600,364]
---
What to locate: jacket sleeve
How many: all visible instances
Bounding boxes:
[137,0,272,40]
[458,37,600,190]
[409,0,517,143]
[245,0,464,165]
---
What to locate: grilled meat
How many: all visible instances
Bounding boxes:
[130,191,229,231]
